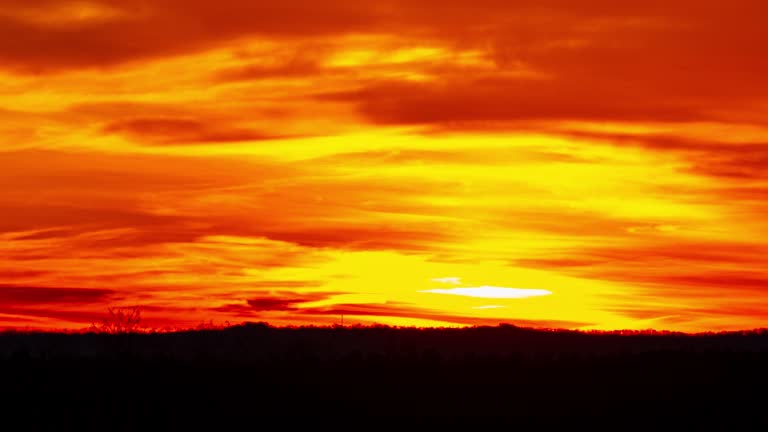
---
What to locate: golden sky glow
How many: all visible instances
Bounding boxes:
[2,0,768,331]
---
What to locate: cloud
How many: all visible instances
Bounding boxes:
[0,269,49,279]
[1,0,764,120]
[432,277,461,284]
[0,0,380,72]
[0,204,184,238]
[296,301,583,327]
[420,286,552,299]
[0,285,114,304]
[516,238,768,329]
[325,78,704,126]
[263,227,449,251]
[518,241,768,271]
[245,298,300,311]
[213,58,323,82]
[313,148,591,166]
[103,117,291,145]
[212,296,587,328]
[557,131,768,182]
[0,306,109,325]
[245,280,325,288]
[213,291,340,314]
[319,2,767,127]
[1,148,457,251]
[245,289,338,311]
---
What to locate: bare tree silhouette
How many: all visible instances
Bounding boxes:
[91,306,143,334]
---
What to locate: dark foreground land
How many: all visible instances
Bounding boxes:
[3,323,768,421]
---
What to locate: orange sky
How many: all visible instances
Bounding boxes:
[2,0,768,331]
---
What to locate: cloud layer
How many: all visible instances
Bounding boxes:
[1,0,767,331]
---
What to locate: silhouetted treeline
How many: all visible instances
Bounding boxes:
[2,323,768,422]
[3,323,768,360]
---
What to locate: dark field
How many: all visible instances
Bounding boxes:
[3,323,768,422]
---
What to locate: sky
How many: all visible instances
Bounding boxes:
[1,0,768,331]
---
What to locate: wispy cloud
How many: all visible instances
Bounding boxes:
[431,277,461,285]
[420,286,552,299]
